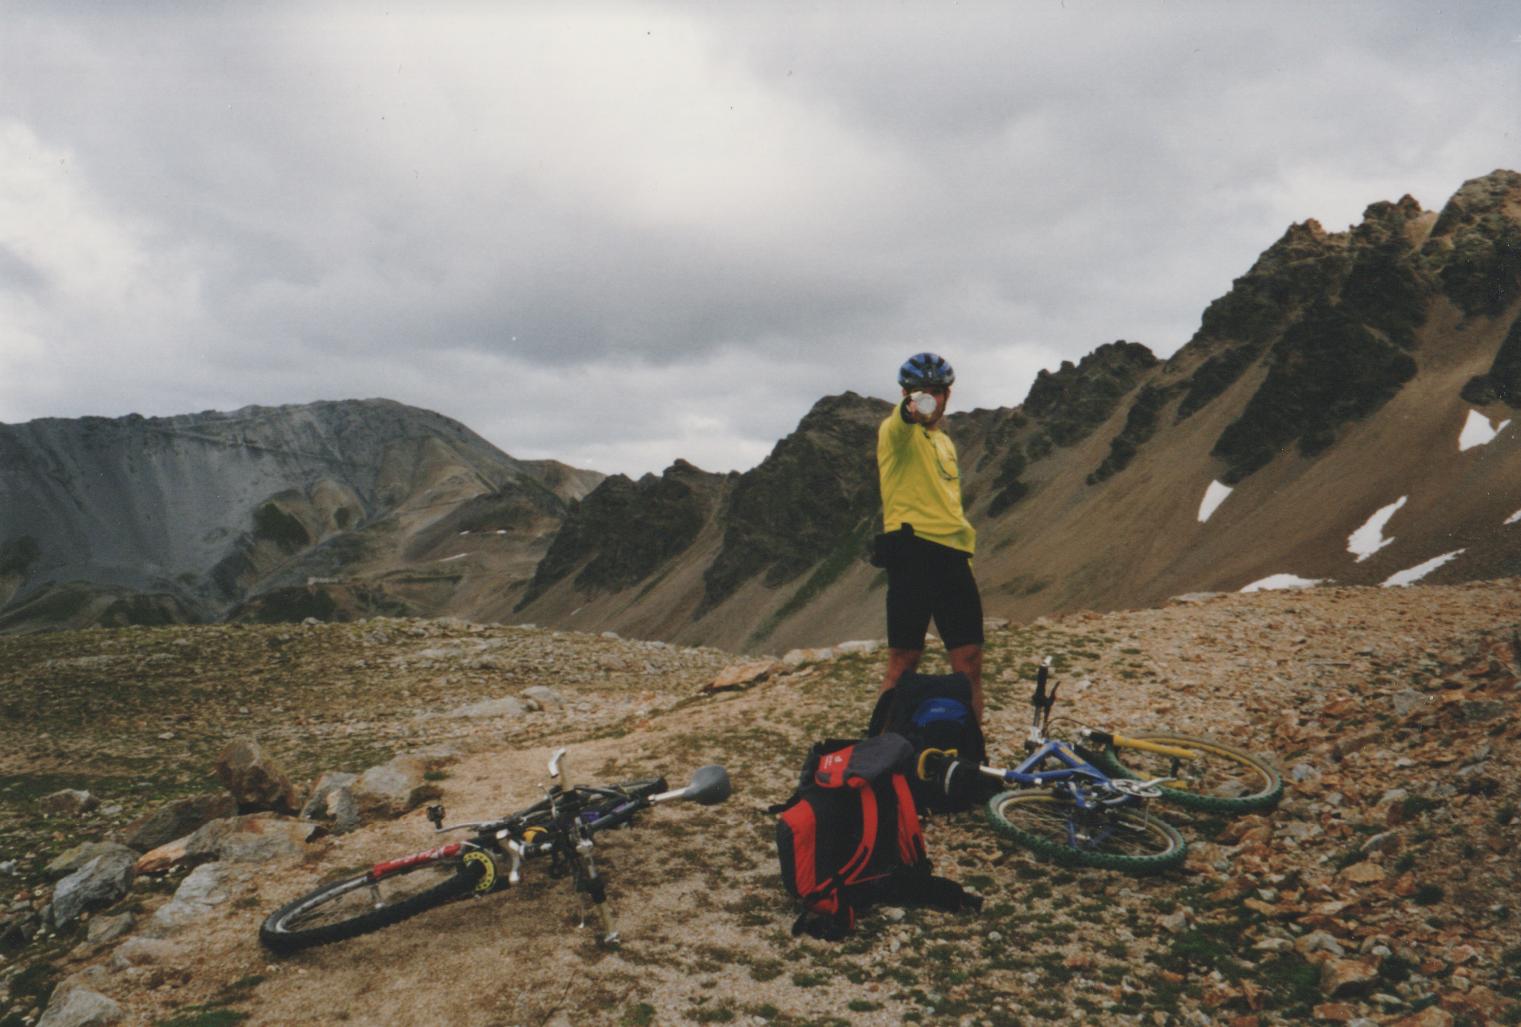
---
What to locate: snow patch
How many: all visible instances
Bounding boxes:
[1458,409,1511,451]
[1347,496,1408,562]
[1240,574,1324,593]
[1382,550,1464,587]
[1197,481,1232,523]
[439,553,468,563]
[1507,510,1521,526]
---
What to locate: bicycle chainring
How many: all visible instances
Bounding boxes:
[1108,778,1162,799]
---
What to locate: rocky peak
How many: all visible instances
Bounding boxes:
[1422,169,1521,317]
[699,392,889,616]
[517,459,729,605]
[1022,341,1159,446]
[1353,194,1428,244]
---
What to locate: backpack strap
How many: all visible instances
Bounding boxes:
[866,687,898,737]
[886,867,984,913]
[889,772,928,867]
[834,784,880,888]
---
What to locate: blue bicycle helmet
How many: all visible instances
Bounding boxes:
[898,351,955,389]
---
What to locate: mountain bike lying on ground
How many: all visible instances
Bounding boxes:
[260,748,732,952]
[1030,658,1284,815]
[920,659,1282,873]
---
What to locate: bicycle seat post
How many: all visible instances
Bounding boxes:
[1030,657,1059,741]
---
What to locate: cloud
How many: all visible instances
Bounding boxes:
[1,2,1517,476]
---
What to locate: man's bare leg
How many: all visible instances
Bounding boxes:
[948,643,984,724]
[881,647,923,696]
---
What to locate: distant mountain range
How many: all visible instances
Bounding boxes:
[4,169,1519,649]
[0,401,601,632]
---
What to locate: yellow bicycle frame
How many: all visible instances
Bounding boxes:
[1109,735,1199,761]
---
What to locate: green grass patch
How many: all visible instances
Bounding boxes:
[621,1003,656,1027]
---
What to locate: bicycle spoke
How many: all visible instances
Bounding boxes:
[986,789,1186,872]
[1099,733,1283,812]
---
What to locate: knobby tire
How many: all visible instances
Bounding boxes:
[1093,733,1284,813]
[260,856,484,953]
[985,790,1186,873]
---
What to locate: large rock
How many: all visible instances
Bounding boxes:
[36,987,122,1027]
[48,846,137,927]
[134,837,192,875]
[352,755,442,819]
[300,771,360,833]
[150,863,236,934]
[1319,958,1379,998]
[442,696,527,719]
[122,793,238,852]
[704,659,782,693]
[521,685,565,708]
[111,936,183,968]
[214,738,300,813]
[46,842,130,881]
[183,813,317,864]
[39,789,99,817]
[84,912,135,947]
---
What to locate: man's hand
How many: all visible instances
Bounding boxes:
[909,391,937,418]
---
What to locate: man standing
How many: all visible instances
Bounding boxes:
[875,351,985,722]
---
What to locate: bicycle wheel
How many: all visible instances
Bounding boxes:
[986,790,1186,873]
[260,855,485,953]
[1095,733,1283,814]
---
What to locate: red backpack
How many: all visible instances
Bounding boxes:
[772,734,981,939]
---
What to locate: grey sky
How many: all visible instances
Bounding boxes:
[2,2,1517,476]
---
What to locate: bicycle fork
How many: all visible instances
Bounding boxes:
[571,835,619,946]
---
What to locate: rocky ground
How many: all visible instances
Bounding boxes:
[1,580,1519,1026]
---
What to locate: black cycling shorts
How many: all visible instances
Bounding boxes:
[884,535,984,652]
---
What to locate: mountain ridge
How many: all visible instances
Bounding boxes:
[0,398,602,631]
[3,171,1520,647]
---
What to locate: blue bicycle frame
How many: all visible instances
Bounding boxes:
[981,739,1134,806]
